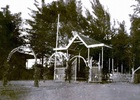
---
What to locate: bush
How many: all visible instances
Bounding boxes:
[85,66,89,82]
[134,74,140,83]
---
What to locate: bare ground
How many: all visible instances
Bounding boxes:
[0,80,140,100]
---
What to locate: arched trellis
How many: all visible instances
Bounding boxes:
[48,52,69,80]
[3,45,39,87]
[7,45,37,63]
[70,55,88,67]
[69,55,88,82]
[48,51,68,65]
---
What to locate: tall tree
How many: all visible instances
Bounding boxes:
[82,0,113,72]
[130,0,140,69]
[0,5,23,63]
[84,0,112,44]
[26,0,85,65]
[0,5,23,79]
[112,21,130,72]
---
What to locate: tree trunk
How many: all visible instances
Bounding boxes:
[34,65,40,87]
[3,62,10,86]
[34,79,39,87]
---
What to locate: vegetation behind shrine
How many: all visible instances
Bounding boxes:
[0,0,140,80]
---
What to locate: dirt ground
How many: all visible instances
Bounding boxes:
[0,80,140,100]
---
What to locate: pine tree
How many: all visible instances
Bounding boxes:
[84,0,112,44]
[130,0,140,69]
[112,21,130,72]
[0,5,23,84]
[26,0,85,65]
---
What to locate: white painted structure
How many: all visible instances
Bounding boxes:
[131,66,140,82]
[7,45,37,64]
[52,33,111,82]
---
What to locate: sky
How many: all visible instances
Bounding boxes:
[0,0,137,34]
[0,0,137,68]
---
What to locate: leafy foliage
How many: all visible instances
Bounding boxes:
[130,0,140,69]
[26,0,86,65]
[112,21,131,72]
[0,6,23,61]
[1,0,140,83]
[0,5,23,81]
[84,0,112,44]
[3,62,10,86]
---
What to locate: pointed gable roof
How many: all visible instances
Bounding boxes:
[54,33,111,51]
[78,34,101,46]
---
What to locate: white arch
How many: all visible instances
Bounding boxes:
[70,55,87,66]
[48,52,68,65]
[7,45,37,64]
[131,66,140,82]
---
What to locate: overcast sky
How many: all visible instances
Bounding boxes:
[0,0,136,68]
[0,0,137,34]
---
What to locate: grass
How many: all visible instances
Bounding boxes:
[0,84,31,100]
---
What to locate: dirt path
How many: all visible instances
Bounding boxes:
[0,81,140,100]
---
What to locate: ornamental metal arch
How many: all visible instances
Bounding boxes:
[48,51,68,65]
[3,45,38,87]
[70,55,88,67]
[7,45,37,63]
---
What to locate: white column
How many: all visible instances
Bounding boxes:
[54,14,60,80]
[66,50,69,68]
[54,52,57,80]
[75,58,77,81]
[102,47,104,69]
[66,50,69,81]
[88,48,90,64]
[98,53,101,71]
[78,53,80,71]
[88,48,91,82]
[56,14,60,49]
[109,58,110,73]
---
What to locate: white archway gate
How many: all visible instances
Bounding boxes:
[48,52,68,64]
[48,53,89,82]
[7,45,37,63]
[3,45,38,86]
[70,55,88,81]
[70,55,87,66]
[48,52,68,81]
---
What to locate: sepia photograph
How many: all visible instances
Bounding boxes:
[0,0,140,100]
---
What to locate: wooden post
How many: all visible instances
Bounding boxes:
[75,58,77,82]
[98,53,101,71]
[56,14,60,49]
[102,47,104,69]
[54,14,60,80]
[88,48,91,82]
[121,64,123,73]
[109,58,110,73]
[78,53,80,71]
